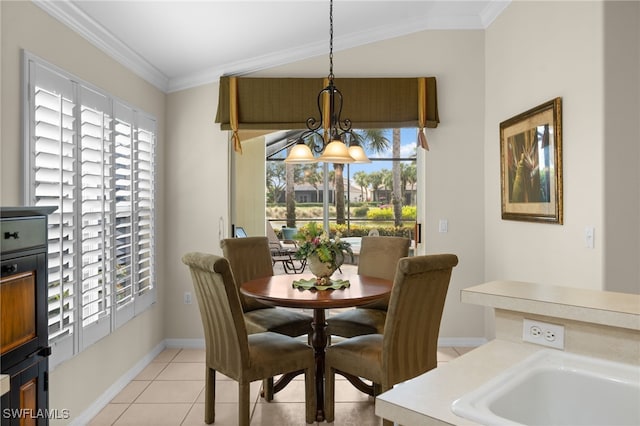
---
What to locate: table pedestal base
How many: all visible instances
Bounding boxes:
[311,308,328,422]
[261,308,329,421]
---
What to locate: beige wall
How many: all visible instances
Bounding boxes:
[484,0,639,296]
[164,83,229,340]
[0,2,166,422]
[485,1,607,291]
[602,0,640,293]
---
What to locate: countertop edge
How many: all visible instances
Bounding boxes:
[461,281,640,331]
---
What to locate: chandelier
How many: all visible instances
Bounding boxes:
[284,0,370,164]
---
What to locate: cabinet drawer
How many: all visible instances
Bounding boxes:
[0,218,47,253]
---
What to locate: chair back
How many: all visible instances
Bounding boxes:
[234,226,248,238]
[357,236,410,309]
[220,236,273,312]
[265,220,284,250]
[358,236,411,281]
[382,254,458,386]
[182,252,249,379]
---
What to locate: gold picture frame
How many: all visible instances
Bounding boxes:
[500,98,563,224]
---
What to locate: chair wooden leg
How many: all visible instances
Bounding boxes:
[324,366,336,423]
[239,381,251,426]
[204,367,215,424]
[373,382,383,396]
[304,367,316,424]
[262,377,274,401]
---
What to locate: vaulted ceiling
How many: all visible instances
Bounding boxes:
[34,0,509,92]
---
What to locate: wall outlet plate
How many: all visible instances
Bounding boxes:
[522,319,565,349]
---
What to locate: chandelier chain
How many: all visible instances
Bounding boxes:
[328,0,334,80]
[284,0,369,164]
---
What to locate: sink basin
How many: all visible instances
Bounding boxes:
[451,349,640,425]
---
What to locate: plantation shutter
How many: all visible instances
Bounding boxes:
[113,102,135,326]
[133,114,156,313]
[29,61,77,364]
[78,85,113,349]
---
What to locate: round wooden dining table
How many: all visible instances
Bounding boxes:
[240,271,392,422]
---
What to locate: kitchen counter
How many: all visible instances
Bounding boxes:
[461,280,639,331]
[375,281,640,425]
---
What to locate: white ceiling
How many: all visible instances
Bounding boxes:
[34,0,510,93]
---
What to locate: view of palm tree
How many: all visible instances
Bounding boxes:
[267,128,418,238]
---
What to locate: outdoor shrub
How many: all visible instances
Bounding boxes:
[367,207,394,220]
[401,205,417,220]
[353,205,369,217]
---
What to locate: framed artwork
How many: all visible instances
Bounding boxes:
[500,97,563,224]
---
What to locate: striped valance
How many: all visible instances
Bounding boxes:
[215,76,439,151]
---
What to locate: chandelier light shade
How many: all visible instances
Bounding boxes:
[285,0,369,165]
[286,142,317,163]
[347,144,371,163]
[318,140,354,163]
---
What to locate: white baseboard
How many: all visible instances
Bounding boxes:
[69,341,166,426]
[438,337,488,347]
[164,338,205,349]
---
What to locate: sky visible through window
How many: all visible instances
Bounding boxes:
[353,128,418,172]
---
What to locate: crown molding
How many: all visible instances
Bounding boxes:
[479,0,511,28]
[33,0,170,92]
[33,0,511,94]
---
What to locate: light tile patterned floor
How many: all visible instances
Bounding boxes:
[88,346,471,425]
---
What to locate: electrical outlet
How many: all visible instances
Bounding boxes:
[522,319,564,349]
[184,292,192,305]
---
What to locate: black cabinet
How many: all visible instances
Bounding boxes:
[1,207,55,426]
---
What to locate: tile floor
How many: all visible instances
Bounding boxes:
[88,345,472,425]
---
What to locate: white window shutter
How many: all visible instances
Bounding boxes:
[133,113,156,313]
[113,102,135,327]
[24,53,157,366]
[28,60,78,364]
[78,85,112,349]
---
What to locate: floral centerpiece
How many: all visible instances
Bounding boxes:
[294,222,353,284]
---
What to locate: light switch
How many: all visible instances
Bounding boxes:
[439,219,448,233]
[585,227,594,249]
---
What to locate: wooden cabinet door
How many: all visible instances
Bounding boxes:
[1,270,37,355]
[1,358,48,426]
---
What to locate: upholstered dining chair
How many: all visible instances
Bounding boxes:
[324,254,459,426]
[182,252,316,425]
[327,236,410,338]
[220,236,312,337]
[220,236,313,400]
